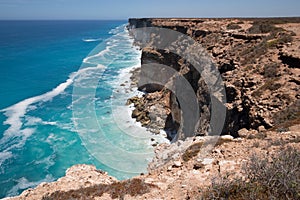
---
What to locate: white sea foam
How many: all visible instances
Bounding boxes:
[0,63,107,166]
[0,63,106,136]
[24,116,42,126]
[110,64,169,145]
[0,23,128,141]
[0,23,156,197]
[6,174,54,197]
[45,133,64,144]
[0,151,13,166]
[83,24,130,66]
[1,23,167,180]
[109,24,127,35]
[82,38,102,42]
[0,128,35,150]
[82,39,118,65]
[0,25,127,148]
[25,116,57,126]
[82,46,111,64]
[0,128,35,171]
[42,121,57,126]
[1,74,75,137]
[33,153,56,171]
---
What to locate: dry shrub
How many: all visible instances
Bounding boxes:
[227,23,242,30]
[272,100,300,130]
[201,146,300,199]
[263,63,279,78]
[252,77,281,97]
[247,21,283,34]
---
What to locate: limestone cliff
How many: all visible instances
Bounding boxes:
[8,18,300,200]
[128,18,300,139]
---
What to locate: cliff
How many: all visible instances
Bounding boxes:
[8,18,300,200]
[128,18,300,140]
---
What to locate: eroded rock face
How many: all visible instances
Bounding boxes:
[128,18,300,139]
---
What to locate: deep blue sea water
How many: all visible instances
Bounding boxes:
[0,20,166,198]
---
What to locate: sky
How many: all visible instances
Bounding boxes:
[0,0,299,20]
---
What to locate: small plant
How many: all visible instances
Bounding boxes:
[272,99,300,129]
[252,141,260,148]
[278,32,293,44]
[42,196,53,200]
[241,20,295,66]
[270,136,300,146]
[267,32,294,48]
[247,21,283,34]
[227,23,242,30]
[267,39,279,48]
[244,65,253,71]
[263,63,279,78]
[182,141,203,162]
[246,147,300,199]
[252,77,281,97]
[240,40,268,65]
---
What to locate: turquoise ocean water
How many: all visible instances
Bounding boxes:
[0,20,164,198]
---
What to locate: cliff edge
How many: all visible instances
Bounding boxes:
[8,18,300,200]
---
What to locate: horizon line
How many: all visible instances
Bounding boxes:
[1,15,300,21]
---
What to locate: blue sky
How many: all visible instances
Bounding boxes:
[0,0,299,20]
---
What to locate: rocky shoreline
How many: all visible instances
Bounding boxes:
[7,18,300,199]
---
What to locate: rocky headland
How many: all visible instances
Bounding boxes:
[127,18,300,139]
[8,18,300,199]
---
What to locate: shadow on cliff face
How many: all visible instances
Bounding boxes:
[42,178,158,200]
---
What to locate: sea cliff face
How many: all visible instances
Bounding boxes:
[128,18,300,139]
[8,18,300,200]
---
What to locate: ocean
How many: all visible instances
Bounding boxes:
[0,20,166,198]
